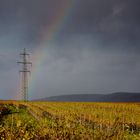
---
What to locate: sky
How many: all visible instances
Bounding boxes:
[0,0,140,100]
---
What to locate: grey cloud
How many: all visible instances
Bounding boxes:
[0,0,140,48]
[0,0,140,99]
[30,44,140,99]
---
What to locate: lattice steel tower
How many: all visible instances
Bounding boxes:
[18,48,32,101]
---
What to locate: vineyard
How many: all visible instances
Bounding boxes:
[0,101,140,140]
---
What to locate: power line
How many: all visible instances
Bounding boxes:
[17,48,32,101]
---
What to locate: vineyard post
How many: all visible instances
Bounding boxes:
[80,114,82,125]
[131,109,134,133]
[122,112,125,132]
[88,114,91,127]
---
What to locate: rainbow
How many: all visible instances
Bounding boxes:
[28,1,77,98]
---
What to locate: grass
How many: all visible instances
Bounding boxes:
[0,101,140,139]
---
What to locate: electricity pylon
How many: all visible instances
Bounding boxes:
[18,48,32,101]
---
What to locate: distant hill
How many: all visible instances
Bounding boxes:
[35,92,140,102]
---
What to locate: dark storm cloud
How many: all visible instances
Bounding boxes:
[0,0,140,99]
[0,0,73,46]
[0,0,139,48]
[62,0,140,48]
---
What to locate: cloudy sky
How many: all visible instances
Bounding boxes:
[0,0,140,100]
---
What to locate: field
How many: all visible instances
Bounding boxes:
[0,101,140,140]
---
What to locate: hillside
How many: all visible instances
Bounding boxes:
[35,92,140,102]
